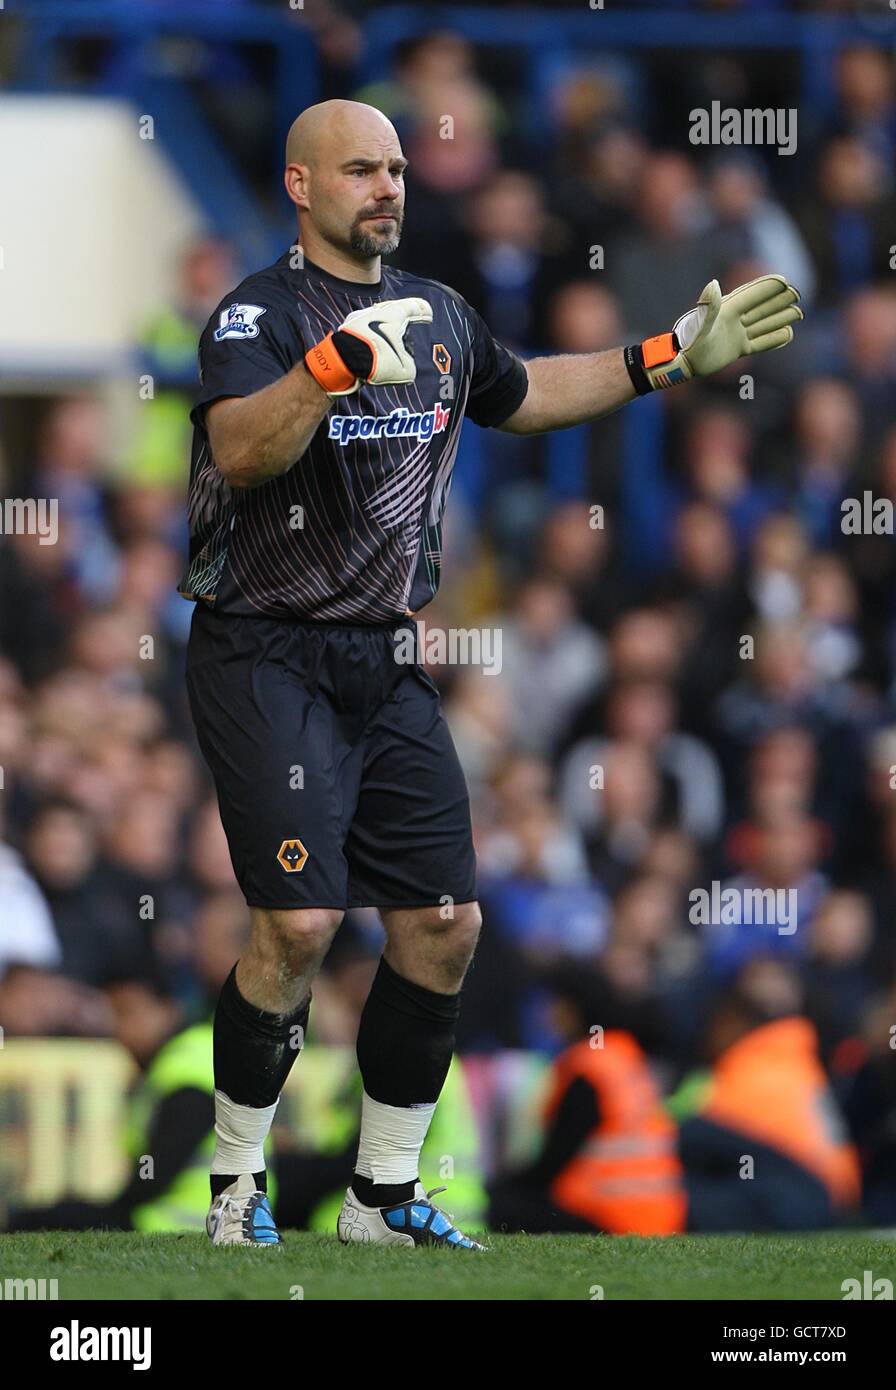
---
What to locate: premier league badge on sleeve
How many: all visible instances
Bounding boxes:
[213,303,267,341]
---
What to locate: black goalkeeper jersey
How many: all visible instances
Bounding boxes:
[178,247,529,623]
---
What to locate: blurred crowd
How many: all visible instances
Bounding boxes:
[3,28,896,1225]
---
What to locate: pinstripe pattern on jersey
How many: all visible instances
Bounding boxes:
[179,252,526,622]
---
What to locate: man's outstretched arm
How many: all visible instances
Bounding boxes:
[499,273,803,436]
[500,347,635,434]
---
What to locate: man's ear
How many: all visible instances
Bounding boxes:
[284,163,310,211]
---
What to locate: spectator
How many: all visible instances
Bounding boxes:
[707,153,817,307]
[609,152,727,338]
[795,139,896,308]
[680,959,861,1231]
[485,575,606,758]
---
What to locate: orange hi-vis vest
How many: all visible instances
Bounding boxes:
[544,1031,687,1235]
[701,1016,861,1210]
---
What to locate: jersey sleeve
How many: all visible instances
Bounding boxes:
[464,305,529,428]
[190,295,299,429]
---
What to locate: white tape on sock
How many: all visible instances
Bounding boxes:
[210,1089,279,1176]
[354,1090,437,1186]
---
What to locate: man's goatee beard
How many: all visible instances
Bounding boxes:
[350,223,402,259]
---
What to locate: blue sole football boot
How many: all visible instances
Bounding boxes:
[206,1174,282,1246]
[337,1183,486,1250]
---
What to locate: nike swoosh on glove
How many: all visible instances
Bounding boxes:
[634,275,803,391]
[305,297,434,397]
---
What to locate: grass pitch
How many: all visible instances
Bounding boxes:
[2,1231,894,1300]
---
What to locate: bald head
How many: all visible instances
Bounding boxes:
[283,100,407,272]
[285,100,398,171]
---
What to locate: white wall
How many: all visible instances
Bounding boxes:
[0,96,204,378]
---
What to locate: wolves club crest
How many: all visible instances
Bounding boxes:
[277,838,308,873]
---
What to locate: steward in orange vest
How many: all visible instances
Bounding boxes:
[681,976,861,1231]
[542,1031,687,1234]
[487,965,686,1235]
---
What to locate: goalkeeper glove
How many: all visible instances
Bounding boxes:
[304,297,433,398]
[624,274,803,394]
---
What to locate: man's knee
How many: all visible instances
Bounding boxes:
[250,906,343,961]
[405,898,481,944]
[411,899,482,972]
[450,899,482,952]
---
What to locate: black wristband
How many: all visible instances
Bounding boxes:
[624,343,653,396]
[332,328,374,381]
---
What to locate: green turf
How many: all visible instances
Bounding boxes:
[1,1231,894,1300]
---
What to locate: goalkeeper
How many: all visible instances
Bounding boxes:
[179,98,803,1250]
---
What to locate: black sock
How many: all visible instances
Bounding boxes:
[352,1173,416,1207]
[213,964,311,1108]
[210,1170,267,1200]
[353,957,460,1206]
[210,966,310,1200]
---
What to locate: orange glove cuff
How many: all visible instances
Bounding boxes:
[640,331,677,369]
[304,332,358,394]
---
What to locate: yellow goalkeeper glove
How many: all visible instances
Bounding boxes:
[625,274,803,393]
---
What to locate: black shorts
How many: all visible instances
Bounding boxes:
[185,602,477,912]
